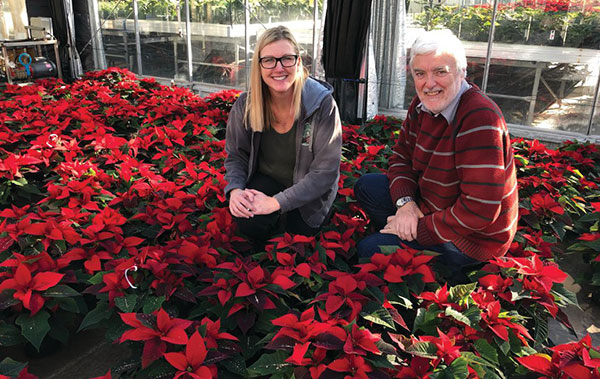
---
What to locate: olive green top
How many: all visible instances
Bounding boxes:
[257,123,297,188]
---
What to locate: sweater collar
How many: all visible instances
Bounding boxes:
[417,80,471,123]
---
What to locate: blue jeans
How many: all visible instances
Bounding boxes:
[354,174,478,270]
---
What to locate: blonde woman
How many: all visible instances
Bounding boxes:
[224,25,342,243]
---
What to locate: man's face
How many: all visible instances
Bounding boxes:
[411,52,464,114]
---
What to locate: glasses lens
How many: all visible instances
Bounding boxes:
[281,55,297,67]
[260,58,276,69]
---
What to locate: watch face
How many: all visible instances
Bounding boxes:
[396,196,413,208]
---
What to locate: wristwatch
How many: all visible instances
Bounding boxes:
[395,196,414,208]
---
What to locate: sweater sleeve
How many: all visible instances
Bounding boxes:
[387,102,419,202]
[416,106,512,246]
[273,95,342,213]
[224,94,251,196]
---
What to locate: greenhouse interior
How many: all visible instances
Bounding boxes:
[1,0,600,378]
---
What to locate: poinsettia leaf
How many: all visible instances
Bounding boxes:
[114,294,138,313]
[448,282,477,303]
[173,286,197,303]
[0,357,27,377]
[221,354,248,376]
[551,283,579,307]
[43,284,81,298]
[387,307,409,331]
[265,335,296,351]
[142,296,165,314]
[48,319,70,346]
[313,332,344,350]
[550,220,567,241]
[474,339,499,365]
[205,349,230,365]
[406,341,437,359]
[448,356,469,379]
[0,322,24,346]
[366,286,385,304]
[237,309,256,335]
[16,310,51,352]
[517,354,552,375]
[444,306,472,327]
[77,300,112,332]
[0,290,19,310]
[246,351,291,377]
[360,301,395,330]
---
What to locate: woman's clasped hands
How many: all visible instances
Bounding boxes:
[229,188,281,218]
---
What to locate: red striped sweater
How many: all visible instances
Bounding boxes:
[388,85,518,261]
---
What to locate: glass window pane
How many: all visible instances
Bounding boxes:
[486,0,600,133]
[99,0,188,80]
[189,2,245,86]
[99,0,134,71]
[251,1,321,79]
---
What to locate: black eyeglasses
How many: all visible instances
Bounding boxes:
[259,55,298,69]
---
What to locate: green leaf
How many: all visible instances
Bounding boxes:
[0,322,24,346]
[413,307,440,334]
[448,282,477,303]
[48,319,69,346]
[366,286,385,304]
[448,356,469,379]
[246,351,291,377]
[0,291,20,310]
[379,245,402,255]
[461,351,499,369]
[43,284,81,298]
[221,355,248,376]
[57,297,80,313]
[88,271,107,285]
[533,314,549,349]
[406,341,437,359]
[0,357,27,377]
[550,220,567,241]
[143,295,165,314]
[115,293,138,313]
[444,307,472,326]
[474,338,499,365]
[16,310,51,352]
[360,302,396,330]
[77,301,112,332]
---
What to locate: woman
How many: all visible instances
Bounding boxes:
[224,25,342,243]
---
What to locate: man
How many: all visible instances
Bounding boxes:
[354,29,518,275]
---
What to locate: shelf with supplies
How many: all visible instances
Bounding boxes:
[0,38,63,84]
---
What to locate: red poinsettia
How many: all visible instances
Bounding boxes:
[119,308,193,368]
[163,330,217,378]
[0,263,63,315]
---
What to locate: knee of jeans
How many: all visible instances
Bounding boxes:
[357,238,378,258]
[353,176,369,203]
[235,217,272,241]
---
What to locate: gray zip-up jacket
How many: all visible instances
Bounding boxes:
[224,77,342,228]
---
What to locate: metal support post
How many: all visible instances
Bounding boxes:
[482,0,499,93]
[244,0,250,89]
[185,0,193,82]
[132,0,143,75]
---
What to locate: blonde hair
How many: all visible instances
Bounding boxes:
[245,25,308,132]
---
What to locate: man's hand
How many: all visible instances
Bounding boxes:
[247,189,280,215]
[381,201,424,241]
[229,189,256,218]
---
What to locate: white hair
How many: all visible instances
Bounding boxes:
[410,29,467,75]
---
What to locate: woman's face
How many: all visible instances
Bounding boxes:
[259,39,300,97]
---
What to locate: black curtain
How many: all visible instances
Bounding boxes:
[322,0,372,123]
[73,0,94,71]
